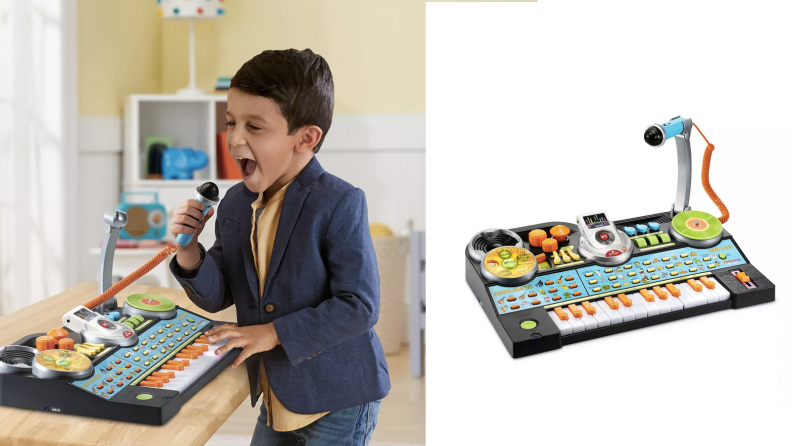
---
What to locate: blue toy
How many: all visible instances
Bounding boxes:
[117,191,168,240]
[176,182,220,246]
[162,148,208,180]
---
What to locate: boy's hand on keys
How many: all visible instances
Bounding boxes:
[205,323,281,369]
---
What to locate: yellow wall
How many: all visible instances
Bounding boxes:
[78,0,427,115]
[77,0,162,115]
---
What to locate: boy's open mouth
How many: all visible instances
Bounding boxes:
[234,156,257,179]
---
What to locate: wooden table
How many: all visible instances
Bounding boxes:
[0,282,249,446]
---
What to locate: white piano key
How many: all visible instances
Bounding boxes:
[616,302,636,322]
[589,305,611,327]
[709,279,731,301]
[596,300,623,324]
[679,283,708,306]
[655,289,684,311]
[577,310,599,330]
[548,310,573,336]
[647,290,672,314]
[632,292,660,317]
[624,295,648,319]
[695,280,720,304]
[567,313,586,333]
[673,286,697,308]
[160,338,231,393]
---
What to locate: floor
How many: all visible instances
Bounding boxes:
[207,346,425,446]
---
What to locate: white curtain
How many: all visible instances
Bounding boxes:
[0,0,77,316]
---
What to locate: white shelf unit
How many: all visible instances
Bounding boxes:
[122,94,240,254]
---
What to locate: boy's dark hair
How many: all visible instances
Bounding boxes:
[231,48,334,153]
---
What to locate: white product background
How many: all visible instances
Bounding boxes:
[426,1,791,445]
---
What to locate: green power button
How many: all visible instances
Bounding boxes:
[719,253,727,259]
[520,320,537,330]
[136,393,153,400]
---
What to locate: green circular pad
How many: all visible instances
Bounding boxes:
[126,294,175,312]
[520,320,537,330]
[136,393,153,400]
[671,210,723,241]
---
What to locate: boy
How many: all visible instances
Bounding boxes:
[168,49,390,446]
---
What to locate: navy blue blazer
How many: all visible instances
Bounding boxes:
[169,157,390,413]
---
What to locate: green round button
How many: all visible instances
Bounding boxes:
[520,320,537,330]
[136,393,153,400]
[719,253,727,259]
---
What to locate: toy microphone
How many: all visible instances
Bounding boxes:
[644,116,688,147]
[176,181,220,246]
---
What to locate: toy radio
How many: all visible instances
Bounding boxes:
[465,116,775,358]
[117,191,167,240]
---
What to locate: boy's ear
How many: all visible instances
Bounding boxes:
[295,125,323,154]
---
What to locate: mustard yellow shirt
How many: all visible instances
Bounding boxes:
[250,179,329,431]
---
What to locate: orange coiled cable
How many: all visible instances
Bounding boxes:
[83,245,179,309]
[692,122,729,224]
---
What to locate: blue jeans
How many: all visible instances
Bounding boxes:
[250,400,381,446]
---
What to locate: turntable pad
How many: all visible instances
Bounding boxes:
[36,349,92,373]
[482,246,536,279]
[126,294,176,312]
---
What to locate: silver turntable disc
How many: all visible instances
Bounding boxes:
[32,349,94,380]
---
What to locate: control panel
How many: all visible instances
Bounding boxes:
[488,239,746,315]
[69,308,211,400]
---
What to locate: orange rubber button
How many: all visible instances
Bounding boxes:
[568,304,582,318]
[97,384,103,389]
[548,288,557,293]
[569,284,578,289]
[554,307,569,321]
[162,364,184,371]
[581,301,596,315]
[700,277,716,289]
[653,286,668,300]
[535,253,546,264]
[507,297,516,302]
[510,305,519,310]
[565,276,574,281]
[572,291,581,296]
[604,296,619,310]
[639,289,654,302]
[687,279,703,292]
[552,296,561,301]
[531,300,541,305]
[665,283,681,297]
[736,272,750,283]
[542,238,558,253]
[545,280,554,286]
[528,292,537,297]
[617,294,632,307]
[107,389,114,394]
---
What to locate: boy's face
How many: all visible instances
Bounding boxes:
[225,87,317,193]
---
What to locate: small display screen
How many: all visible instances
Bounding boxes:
[583,213,610,229]
[73,307,97,322]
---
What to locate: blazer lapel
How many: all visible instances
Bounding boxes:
[261,183,310,301]
[239,187,260,308]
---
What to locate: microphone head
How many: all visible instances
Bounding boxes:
[644,124,666,147]
[196,182,220,205]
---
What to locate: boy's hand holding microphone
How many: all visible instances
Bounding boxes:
[170,182,220,270]
[169,181,281,369]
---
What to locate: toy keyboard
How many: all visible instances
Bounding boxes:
[0,301,239,424]
[465,212,775,358]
